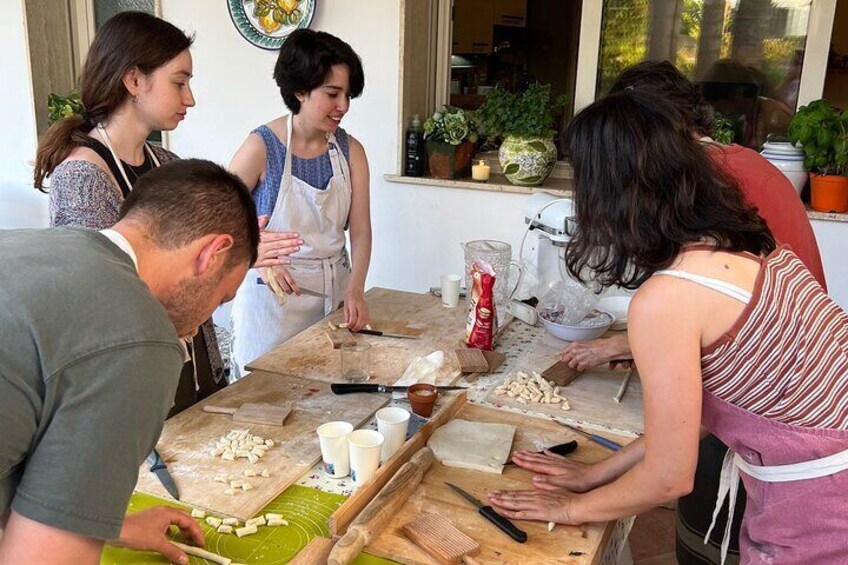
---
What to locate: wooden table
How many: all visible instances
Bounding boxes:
[246,288,642,564]
[247,287,470,384]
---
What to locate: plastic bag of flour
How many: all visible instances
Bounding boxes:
[466,260,497,350]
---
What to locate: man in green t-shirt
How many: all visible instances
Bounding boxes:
[0,159,259,565]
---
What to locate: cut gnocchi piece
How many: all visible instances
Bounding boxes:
[267,517,289,527]
[222,518,239,526]
[216,525,233,534]
[191,508,206,519]
[205,516,222,528]
[235,525,258,538]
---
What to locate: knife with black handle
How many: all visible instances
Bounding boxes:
[445,482,528,543]
[330,383,468,395]
[504,440,578,465]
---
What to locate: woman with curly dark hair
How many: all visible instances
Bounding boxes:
[488,89,848,565]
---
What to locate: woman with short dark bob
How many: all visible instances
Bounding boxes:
[229,29,372,375]
[487,90,848,564]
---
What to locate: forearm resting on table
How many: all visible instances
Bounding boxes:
[572,442,692,523]
[585,436,645,488]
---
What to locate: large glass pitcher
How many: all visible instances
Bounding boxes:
[461,240,522,315]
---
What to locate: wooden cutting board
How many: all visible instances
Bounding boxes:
[246,288,467,385]
[362,403,631,565]
[135,371,388,520]
[485,330,644,434]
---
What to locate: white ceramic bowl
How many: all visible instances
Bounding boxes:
[538,309,614,342]
[597,296,632,331]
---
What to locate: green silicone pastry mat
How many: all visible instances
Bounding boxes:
[101,486,396,564]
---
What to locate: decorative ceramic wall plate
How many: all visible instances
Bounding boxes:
[228,0,316,50]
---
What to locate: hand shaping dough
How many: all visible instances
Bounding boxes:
[427,419,516,474]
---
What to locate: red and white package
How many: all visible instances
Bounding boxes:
[466,260,497,350]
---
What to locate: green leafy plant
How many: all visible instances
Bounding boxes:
[476,83,566,145]
[712,115,737,145]
[788,99,848,176]
[47,91,84,125]
[423,106,479,145]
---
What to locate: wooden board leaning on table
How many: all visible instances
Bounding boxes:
[351,403,632,565]
[135,371,388,520]
[485,328,644,435]
[246,288,470,383]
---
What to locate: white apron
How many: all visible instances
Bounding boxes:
[231,116,352,376]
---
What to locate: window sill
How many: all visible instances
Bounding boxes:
[807,208,848,223]
[383,173,573,196]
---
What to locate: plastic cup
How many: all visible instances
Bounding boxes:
[317,421,353,478]
[440,274,462,308]
[348,429,384,486]
[376,407,411,463]
[341,342,371,383]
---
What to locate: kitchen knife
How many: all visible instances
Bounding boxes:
[330,383,468,395]
[146,448,180,500]
[556,422,623,451]
[445,482,527,543]
[504,440,578,465]
[353,328,419,340]
[256,278,327,298]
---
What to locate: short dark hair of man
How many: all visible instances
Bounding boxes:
[273,28,365,114]
[119,159,260,267]
[563,89,774,290]
[609,60,715,138]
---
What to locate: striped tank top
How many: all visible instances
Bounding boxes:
[660,247,848,430]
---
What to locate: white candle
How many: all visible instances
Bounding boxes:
[472,160,490,181]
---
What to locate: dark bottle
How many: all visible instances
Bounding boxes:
[404,114,424,177]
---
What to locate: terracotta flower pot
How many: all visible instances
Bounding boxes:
[810,173,848,213]
[426,140,475,179]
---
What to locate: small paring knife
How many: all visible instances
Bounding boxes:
[445,482,528,543]
[146,448,180,500]
[256,278,327,298]
[504,440,578,465]
[353,328,420,340]
[556,422,623,451]
[330,383,468,395]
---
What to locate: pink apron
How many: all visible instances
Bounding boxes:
[702,390,848,564]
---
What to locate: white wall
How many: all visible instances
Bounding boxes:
[0,0,48,229]
[812,219,848,311]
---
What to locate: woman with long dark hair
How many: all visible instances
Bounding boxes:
[487,90,848,564]
[34,11,297,409]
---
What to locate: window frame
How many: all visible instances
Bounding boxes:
[405,0,838,148]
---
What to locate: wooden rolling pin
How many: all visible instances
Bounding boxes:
[327,447,436,565]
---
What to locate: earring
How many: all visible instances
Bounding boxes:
[131,95,138,104]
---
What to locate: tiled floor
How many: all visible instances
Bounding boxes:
[628,506,678,565]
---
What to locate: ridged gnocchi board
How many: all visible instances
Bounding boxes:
[135,371,388,520]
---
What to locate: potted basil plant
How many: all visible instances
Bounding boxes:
[476,83,566,186]
[788,99,848,213]
[423,106,479,179]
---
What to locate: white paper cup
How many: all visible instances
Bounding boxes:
[376,407,411,463]
[317,421,354,478]
[440,274,462,308]
[348,429,384,486]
